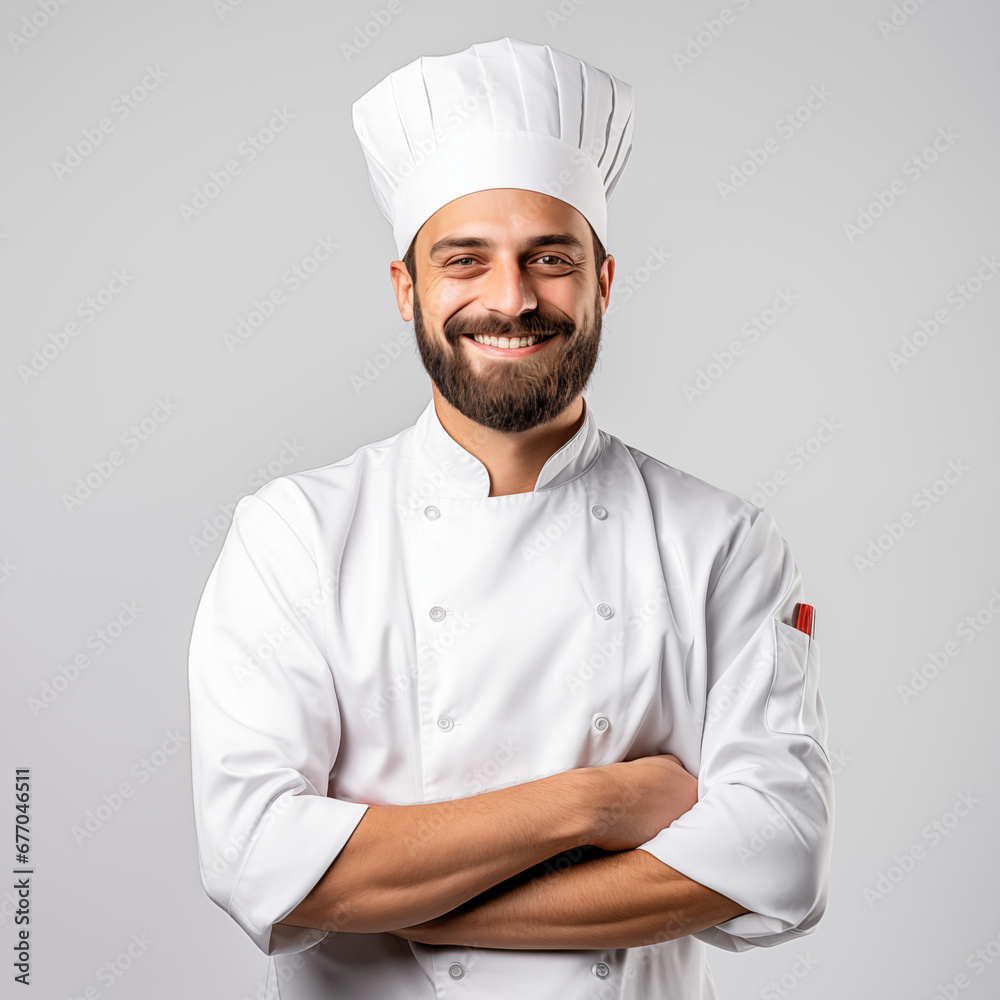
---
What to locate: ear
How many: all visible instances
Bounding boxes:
[389,260,414,322]
[599,254,615,314]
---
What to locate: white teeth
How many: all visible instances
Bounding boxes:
[471,333,549,348]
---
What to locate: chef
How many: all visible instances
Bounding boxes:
[187,36,834,999]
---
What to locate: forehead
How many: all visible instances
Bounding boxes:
[417,188,589,258]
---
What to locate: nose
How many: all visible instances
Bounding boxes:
[479,255,537,318]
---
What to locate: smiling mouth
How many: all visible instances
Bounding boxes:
[463,332,558,349]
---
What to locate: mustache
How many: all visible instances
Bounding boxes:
[445,309,577,342]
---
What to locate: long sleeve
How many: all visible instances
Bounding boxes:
[635,505,834,951]
[187,492,369,956]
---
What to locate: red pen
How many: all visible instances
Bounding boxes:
[792,603,815,639]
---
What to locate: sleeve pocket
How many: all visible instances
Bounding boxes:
[765,618,830,760]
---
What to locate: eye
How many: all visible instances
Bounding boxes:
[535,254,570,266]
[447,257,480,267]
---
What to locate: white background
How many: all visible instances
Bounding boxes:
[2,1,998,998]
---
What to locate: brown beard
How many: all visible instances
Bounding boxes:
[411,286,604,433]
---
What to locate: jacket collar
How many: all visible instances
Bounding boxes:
[411,394,604,499]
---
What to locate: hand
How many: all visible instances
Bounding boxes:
[584,753,699,852]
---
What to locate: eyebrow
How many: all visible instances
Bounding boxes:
[428,233,588,261]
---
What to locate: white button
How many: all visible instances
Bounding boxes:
[592,961,611,978]
[448,962,465,979]
[591,505,608,520]
[437,715,454,732]
[429,606,446,621]
[597,603,613,618]
[424,505,440,519]
[594,715,610,733]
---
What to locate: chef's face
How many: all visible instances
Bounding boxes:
[392,188,614,434]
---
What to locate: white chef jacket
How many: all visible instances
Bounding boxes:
[187,394,834,1000]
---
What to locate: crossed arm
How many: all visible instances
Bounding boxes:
[386,845,748,950]
[277,754,750,950]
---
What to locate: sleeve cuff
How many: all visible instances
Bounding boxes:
[225,793,370,956]
[633,769,831,950]
[693,912,815,952]
[636,832,806,952]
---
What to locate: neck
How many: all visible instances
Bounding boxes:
[430,386,586,497]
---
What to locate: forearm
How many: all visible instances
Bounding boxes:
[391,848,750,949]
[278,769,594,934]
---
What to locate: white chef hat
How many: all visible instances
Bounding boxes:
[351,36,635,260]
